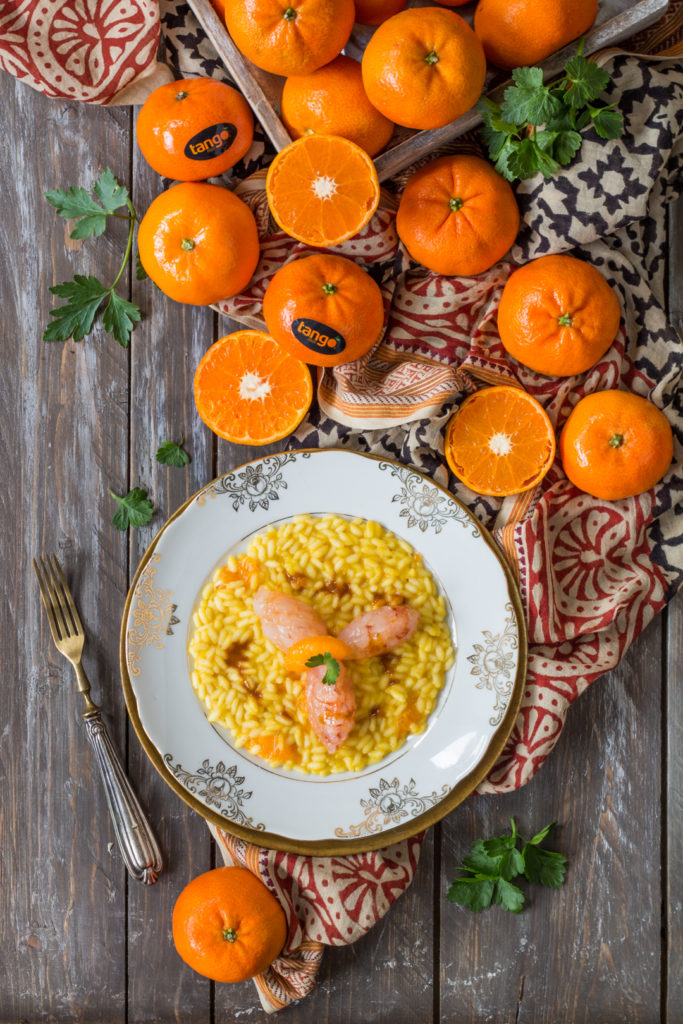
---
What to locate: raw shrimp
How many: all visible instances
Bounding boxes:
[338,605,419,659]
[305,661,357,754]
[252,586,328,652]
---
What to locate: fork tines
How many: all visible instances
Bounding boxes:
[33,553,84,641]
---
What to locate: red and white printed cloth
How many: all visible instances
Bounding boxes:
[3,0,683,1013]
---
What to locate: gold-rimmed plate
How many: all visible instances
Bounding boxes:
[119,450,526,854]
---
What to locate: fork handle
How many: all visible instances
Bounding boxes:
[83,711,163,885]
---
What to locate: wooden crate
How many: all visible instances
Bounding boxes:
[186,0,669,181]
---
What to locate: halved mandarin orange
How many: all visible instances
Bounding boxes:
[193,331,313,444]
[265,134,380,247]
[284,635,351,673]
[444,385,556,496]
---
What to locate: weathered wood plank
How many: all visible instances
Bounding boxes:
[665,191,683,1024]
[0,77,130,1020]
[439,617,663,1023]
[124,131,218,1022]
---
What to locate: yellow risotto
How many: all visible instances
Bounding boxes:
[188,514,454,775]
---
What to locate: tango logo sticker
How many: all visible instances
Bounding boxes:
[184,123,237,160]
[291,318,346,355]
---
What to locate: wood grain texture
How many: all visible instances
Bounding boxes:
[0,76,130,1020]
[440,618,664,1024]
[665,191,683,1024]
[124,136,217,1022]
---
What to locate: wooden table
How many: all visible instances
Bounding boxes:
[1,58,681,1024]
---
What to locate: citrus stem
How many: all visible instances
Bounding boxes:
[283,6,297,19]
[181,237,196,252]
[176,91,189,101]
[110,198,137,291]
[322,282,338,295]
[558,312,573,327]
[449,197,463,212]
[424,50,439,65]
[223,928,238,943]
[609,433,625,449]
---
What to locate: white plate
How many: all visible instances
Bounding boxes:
[120,450,526,854]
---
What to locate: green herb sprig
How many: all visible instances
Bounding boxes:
[44,168,141,347]
[156,438,191,468]
[477,42,624,183]
[447,818,567,913]
[108,487,154,531]
[305,652,341,685]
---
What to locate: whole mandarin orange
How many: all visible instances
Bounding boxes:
[497,254,622,377]
[225,0,355,77]
[396,153,519,277]
[281,55,394,157]
[136,77,254,181]
[172,866,287,983]
[474,0,598,70]
[354,0,407,25]
[137,183,259,305]
[361,6,486,131]
[263,252,385,366]
[559,390,674,500]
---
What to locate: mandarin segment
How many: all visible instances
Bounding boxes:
[224,0,355,77]
[266,134,380,246]
[559,389,674,500]
[361,6,486,130]
[284,635,351,672]
[445,385,556,496]
[193,331,312,444]
[497,254,622,377]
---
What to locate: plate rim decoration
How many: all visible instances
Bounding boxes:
[119,448,527,854]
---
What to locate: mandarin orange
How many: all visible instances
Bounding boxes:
[263,253,385,366]
[559,390,673,500]
[137,183,259,305]
[281,55,394,157]
[445,385,556,496]
[172,867,287,983]
[193,331,313,444]
[224,0,355,77]
[354,0,407,25]
[497,254,622,377]
[265,134,380,247]
[474,0,598,70]
[361,6,486,130]
[396,154,519,277]
[135,77,253,181]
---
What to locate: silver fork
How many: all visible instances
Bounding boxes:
[34,553,163,885]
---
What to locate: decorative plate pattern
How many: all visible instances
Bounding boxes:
[120,450,526,854]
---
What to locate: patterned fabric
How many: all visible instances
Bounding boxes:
[210,823,422,1013]
[0,0,170,104]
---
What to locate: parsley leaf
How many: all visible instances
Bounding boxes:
[44,169,141,347]
[478,41,623,182]
[108,487,154,531]
[305,652,341,685]
[156,438,191,467]
[44,276,109,342]
[447,818,567,913]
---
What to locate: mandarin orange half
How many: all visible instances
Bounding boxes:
[266,134,380,247]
